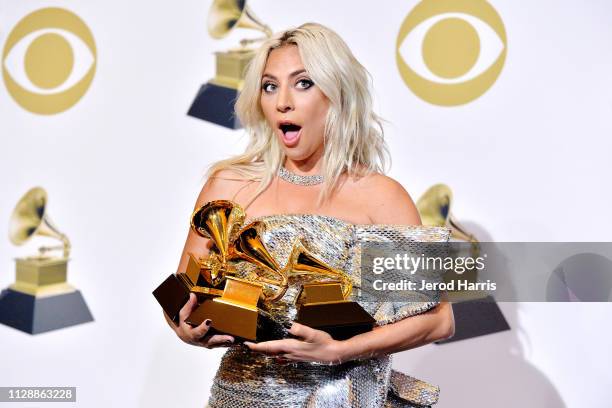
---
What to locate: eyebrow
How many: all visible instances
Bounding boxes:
[261,69,307,81]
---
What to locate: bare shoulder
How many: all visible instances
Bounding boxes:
[349,173,421,225]
[194,168,257,209]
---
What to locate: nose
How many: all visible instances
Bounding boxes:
[276,85,294,113]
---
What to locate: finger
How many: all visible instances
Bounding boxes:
[244,340,281,355]
[189,318,212,339]
[201,335,234,348]
[178,293,197,323]
[279,354,301,362]
[274,355,291,365]
[244,339,300,355]
[288,322,317,341]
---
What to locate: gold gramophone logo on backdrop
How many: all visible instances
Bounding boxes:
[396,0,506,106]
[0,187,93,334]
[2,7,96,114]
[417,184,484,303]
[417,184,511,343]
[187,0,272,129]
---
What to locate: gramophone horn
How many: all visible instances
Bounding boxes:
[191,200,245,263]
[9,186,71,258]
[416,183,477,243]
[233,221,288,301]
[207,0,272,39]
[285,240,353,299]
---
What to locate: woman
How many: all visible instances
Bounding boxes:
[164,23,454,407]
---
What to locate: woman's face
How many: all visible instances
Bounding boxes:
[260,45,329,164]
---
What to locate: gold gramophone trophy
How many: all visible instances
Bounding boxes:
[0,187,93,334]
[155,199,375,341]
[232,220,288,301]
[154,200,286,340]
[288,241,375,340]
[187,0,272,128]
[153,200,242,323]
[184,217,289,341]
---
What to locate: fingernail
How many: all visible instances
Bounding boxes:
[205,319,212,326]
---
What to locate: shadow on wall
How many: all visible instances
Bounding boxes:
[394,221,566,408]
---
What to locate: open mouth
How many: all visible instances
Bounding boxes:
[278,122,302,145]
[279,123,301,134]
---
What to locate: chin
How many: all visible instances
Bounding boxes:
[277,140,307,160]
[283,148,311,161]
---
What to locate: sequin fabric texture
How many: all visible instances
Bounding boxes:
[207,214,450,408]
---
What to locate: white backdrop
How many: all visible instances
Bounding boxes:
[1,1,611,407]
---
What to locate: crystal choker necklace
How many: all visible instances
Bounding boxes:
[278,166,324,186]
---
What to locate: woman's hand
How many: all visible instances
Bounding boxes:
[164,293,235,349]
[244,323,346,364]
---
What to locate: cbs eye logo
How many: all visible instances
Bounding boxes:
[396,0,506,106]
[2,7,96,115]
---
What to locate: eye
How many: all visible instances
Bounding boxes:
[262,82,277,93]
[296,79,314,89]
[1,7,97,114]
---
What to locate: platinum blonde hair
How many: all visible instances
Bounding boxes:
[207,22,390,205]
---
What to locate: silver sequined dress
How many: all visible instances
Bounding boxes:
[207,214,450,408]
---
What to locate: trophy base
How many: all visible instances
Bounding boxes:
[185,298,259,341]
[295,301,376,341]
[185,302,289,343]
[435,296,510,344]
[153,274,191,323]
[187,82,242,129]
[153,273,223,323]
[0,288,93,334]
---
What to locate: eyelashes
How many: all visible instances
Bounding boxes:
[262,82,277,93]
[261,78,314,93]
[296,78,314,89]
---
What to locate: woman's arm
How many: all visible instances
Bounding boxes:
[164,171,254,348]
[339,294,454,361]
[245,299,454,364]
[348,174,455,353]
[245,174,455,363]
